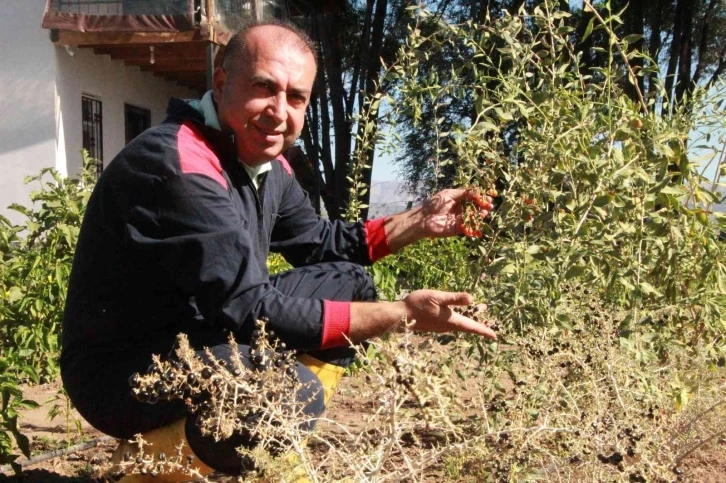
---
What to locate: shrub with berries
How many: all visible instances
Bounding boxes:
[108,319,311,481]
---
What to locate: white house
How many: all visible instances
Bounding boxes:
[0,0,289,224]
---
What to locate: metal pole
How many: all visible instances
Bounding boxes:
[205,0,215,91]
[252,0,262,20]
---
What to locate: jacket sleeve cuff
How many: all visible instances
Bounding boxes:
[364,218,391,262]
[321,300,351,349]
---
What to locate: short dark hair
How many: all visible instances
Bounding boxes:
[221,19,318,74]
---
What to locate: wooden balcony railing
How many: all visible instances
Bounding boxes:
[42,0,315,93]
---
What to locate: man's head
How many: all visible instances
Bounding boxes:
[213,21,317,166]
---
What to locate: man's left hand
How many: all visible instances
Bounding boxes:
[382,188,494,253]
[421,188,493,238]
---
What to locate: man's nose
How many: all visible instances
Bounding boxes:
[266,93,288,124]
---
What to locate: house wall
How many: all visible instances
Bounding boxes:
[0,0,200,223]
[0,0,58,223]
[55,46,200,178]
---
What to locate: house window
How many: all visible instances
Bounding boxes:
[82,95,103,177]
[125,104,151,144]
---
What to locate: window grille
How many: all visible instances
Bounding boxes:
[82,96,103,178]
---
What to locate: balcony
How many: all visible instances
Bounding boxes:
[42,0,295,92]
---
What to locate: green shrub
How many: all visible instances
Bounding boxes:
[327,2,726,479]
[0,151,97,468]
[375,1,726,355]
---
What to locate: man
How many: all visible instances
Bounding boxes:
[61,20,495,481]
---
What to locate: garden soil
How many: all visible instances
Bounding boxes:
[1,377,725,482]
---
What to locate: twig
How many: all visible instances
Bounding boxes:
[676,427,726,465]
[583,0,649,115]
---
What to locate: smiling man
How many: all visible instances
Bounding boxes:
[61,20,495,482]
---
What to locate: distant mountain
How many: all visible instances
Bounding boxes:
[713,188,726,213]
[368,181,416,218]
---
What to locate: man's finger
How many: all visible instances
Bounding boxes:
[481,199,494,211]
[449,311,497,339]
[447,188,469,201]
[433,291,472,307]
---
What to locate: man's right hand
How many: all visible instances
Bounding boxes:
[403,290,497,339]
[349,290,496,345]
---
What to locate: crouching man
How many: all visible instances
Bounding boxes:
[61,19,495,482]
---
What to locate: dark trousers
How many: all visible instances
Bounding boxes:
[63,261,376,474]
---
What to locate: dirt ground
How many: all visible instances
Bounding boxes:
[1,377,725,482]
[0,379,377,483]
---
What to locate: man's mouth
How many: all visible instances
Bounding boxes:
[253,124,283,139]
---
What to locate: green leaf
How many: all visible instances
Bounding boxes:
[581,17,596,42]
[475,93,484,114]
[489,260,516,275]
[564,265,586,279]
[660,185,686,196]
[6,287,24,304]
[526,245,542,254]
[494,107,513,121]
[622,34,643,44]
[637,282,661,296]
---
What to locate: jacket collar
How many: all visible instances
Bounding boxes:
[165,97,238,169]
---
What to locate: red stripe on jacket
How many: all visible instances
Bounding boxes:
[177,123,228,189]
[276,154,293,176]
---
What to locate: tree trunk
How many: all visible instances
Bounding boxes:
[663,0,686,113]
[621,0,646,102]
[647,0,664,97]
[691,0,719,87]
[357,0,388,220]
[319,14,352,220]
[348,0,373,117]
[674,0,695,103]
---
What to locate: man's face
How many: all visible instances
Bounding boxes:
[213,27,316,166]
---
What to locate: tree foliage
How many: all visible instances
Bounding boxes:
[295,0,415,219]
[392,0,726,193]
[354,0,726,344]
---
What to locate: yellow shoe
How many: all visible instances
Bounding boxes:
[109,418,214,482]
[297,354,346,406]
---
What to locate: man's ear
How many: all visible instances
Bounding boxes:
[212,67,227,103]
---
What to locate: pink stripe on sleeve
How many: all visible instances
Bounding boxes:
[364,218,392,262]
[321,300,351,349]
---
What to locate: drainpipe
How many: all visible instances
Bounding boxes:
[252,0,262,20]
[205,0,216,91]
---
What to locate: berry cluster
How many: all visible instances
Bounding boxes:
[128,320,299,430]
[460,190,492,238]
[392,358,423,404]
[109,434,204,481]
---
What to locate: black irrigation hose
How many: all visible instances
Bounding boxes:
[0,435,115,475]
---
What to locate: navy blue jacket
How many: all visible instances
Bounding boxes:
[61,99,390,374]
